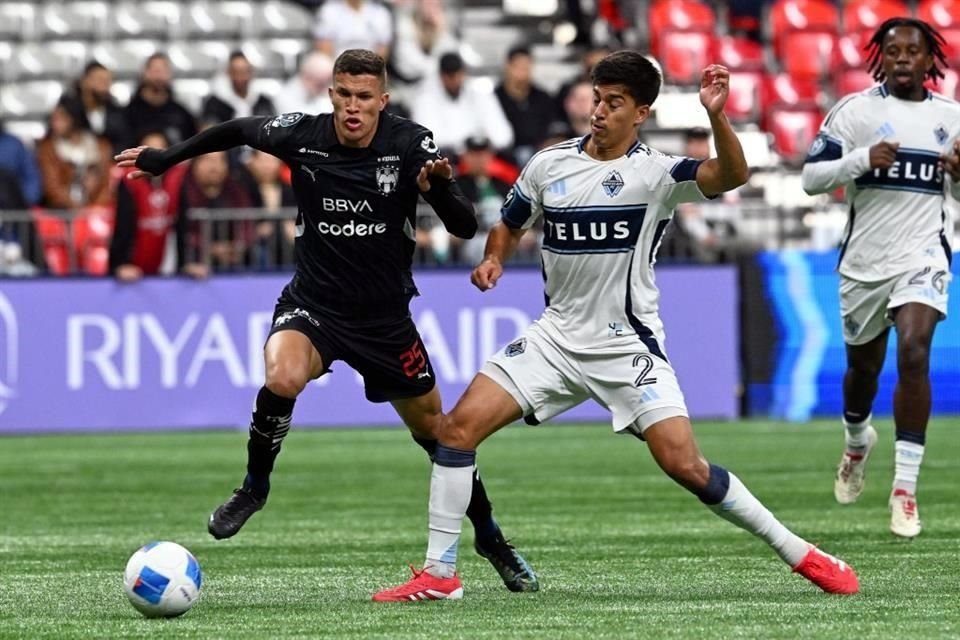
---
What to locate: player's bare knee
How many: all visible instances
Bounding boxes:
[664,456,710,491]
[264,363,309,399]
[897,335,931,376]
[439,412,479,450]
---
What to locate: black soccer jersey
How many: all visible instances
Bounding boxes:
[136,111,477,314]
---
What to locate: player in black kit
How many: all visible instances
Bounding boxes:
[115,49,538,592]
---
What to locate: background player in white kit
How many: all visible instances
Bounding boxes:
[802,18,960,538]
[373,51,859,602]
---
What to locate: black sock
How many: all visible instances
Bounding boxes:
[467,468,500,541]
[243,386,296,497]
[413,435,499,540]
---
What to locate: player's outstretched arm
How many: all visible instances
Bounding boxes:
[693,65,749,197]
[418,158,479,239]
[802,139,897,195]
[114,117,269,179]
[471,222,526,291]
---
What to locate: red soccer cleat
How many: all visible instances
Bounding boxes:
[792,547,859,594]
[372,565,464,602]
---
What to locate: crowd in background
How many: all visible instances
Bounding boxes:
[0,0,745,278]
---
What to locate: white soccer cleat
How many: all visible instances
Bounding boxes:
[889,489,922,538]
[834,425,878,505]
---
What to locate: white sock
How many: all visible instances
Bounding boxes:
[843,413,871,451]
[893,440,924,495]
[425,462,474,578]
[708,472,810,567]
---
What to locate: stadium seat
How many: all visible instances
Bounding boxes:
[648,0,716,57]
[32,207,114,276]
[38,3,101,40]
[261,38,314,76]
[834,33,869,69]
[768,0,838,56]
[110,2,174,40]
[240,41,288,78]
[917,0,959,28]
[89,41,160,80]
[251,1,315,39]
[780,31,837,81]
[843,0,909,38]
[0,2,37,41]
[763,73,823,108]
[766,107,824,165]
[166,41,223,78]
[4,43,72,82]
[834,69,877,96]
[172,78,212,115]
[726,71,764,123]
[716,36,766,71]
[926,68,959,99]
[181,1,244,40]
[938,29,960,65]
[0,81,64,119]
[660,31,716,85]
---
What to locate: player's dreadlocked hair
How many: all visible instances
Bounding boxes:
[865,17,948,83]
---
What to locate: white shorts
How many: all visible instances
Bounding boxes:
[840,260,952,345]
[480,323,688,434]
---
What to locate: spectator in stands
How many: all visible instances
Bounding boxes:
[411,52,513,156]
[313,0,393,60]
[125,53,197,146]
[202,51,277,126]
[455,135,527,265]
[275,51,335,115]
[554,45,611,114]
[391,0,460,85]
[666,128,740,263]
[559,80,594,137]
[495,45,558,166]
[0,119,42,207]
[179,150,257,273]
[243,149,297,269]
[36,96,113,210]
[67,61,131,155]
[109,130,191,281]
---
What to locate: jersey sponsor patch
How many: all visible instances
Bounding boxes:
[420,136,439,154]
[505,338,526,357]
[270,112,305,128]
[601,170,625,197]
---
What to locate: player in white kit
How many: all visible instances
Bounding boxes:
[802,18,960,538]
[373,51,859,601]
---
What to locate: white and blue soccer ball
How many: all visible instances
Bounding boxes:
[123,541,203,618]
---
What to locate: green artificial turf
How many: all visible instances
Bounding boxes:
[2,419,958,639]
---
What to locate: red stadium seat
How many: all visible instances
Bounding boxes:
[769,0,838,55]
[660,31,717,85]
[727,71,764,122]
[834,33,869,69]
[925,68,959,99]
[763,73,822,107]
[918,0,960,28]
[648,0,716,57]
[716,36,766,71]
[937,28,960,65]
[834,69,877,96]
[767,107,824,165]
[31,207,114,276]
[780,31,837,80]
[843,0,910,38]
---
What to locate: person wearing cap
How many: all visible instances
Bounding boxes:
[411,52,514,155]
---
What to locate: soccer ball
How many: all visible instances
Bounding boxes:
[123,541,203,618]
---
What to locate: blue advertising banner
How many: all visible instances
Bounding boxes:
[750,251,960,420]
[0,267,739,433]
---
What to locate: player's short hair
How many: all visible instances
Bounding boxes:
[591,50,661,107]
[865,17,947,83]
[228,50,249,65]
[506,44,531,62]
[145,52,169,68]
[333,49,387,88]
[83,60,108,76]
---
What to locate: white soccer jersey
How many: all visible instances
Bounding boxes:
[501,137,712,357]
[802,85,960,282]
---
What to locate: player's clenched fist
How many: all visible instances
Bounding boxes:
[869,141,900,169]
[471,257,503,291]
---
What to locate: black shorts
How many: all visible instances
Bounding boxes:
[268,299,435,403]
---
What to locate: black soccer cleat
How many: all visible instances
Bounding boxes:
[208,488,266,540]
[475,533,540,592]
